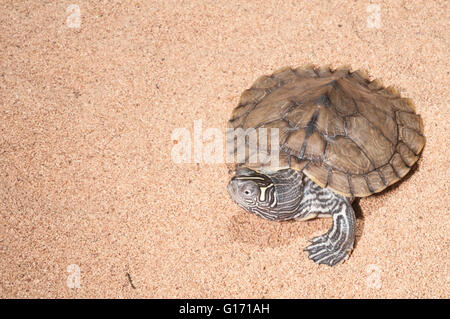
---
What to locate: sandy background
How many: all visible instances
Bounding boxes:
[0,0,449,298]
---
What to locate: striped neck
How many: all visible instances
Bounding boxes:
[259,169,304,220]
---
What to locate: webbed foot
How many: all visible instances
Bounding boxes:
[304,200,356,266]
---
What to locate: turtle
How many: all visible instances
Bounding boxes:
[227,65,425,266]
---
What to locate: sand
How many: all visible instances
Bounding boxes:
[0,0,448,298]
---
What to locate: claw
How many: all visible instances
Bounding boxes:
[304,233,352,267]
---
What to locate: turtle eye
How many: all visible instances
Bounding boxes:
[241,184,256,198]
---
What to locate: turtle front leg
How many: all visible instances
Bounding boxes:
[304,197,356,266]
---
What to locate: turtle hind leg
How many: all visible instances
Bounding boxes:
[304,198,356,266]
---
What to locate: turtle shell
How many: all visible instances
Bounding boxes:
[228,66,425,197]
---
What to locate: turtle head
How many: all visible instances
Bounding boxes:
[227,167,277,218]
[228,167,305,220]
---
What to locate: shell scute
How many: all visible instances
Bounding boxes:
[315,106,346,137]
